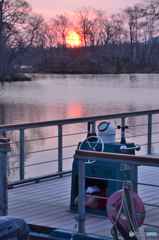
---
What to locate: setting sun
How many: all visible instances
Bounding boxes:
[66,32,81,47]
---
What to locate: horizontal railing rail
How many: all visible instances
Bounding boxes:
[75,150,159,165]
[0,109,159,130]
[7,170,72,188]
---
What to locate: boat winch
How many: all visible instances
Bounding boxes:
[70,121,141,216]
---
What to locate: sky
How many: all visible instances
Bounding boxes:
[27,0,141,21]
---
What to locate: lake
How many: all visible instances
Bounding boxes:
[1,74,159,124]
[0,73,159,180]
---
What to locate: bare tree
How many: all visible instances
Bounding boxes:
[74,6,99,47]
[0,1,4,78]
[139,0,159,64]
[0,0,45,79]
[99,16,114,46]
[122,4,144,64]
[42,23,58,62]
[110,13,128,59]
[51,13,71,49]
[5,13,45,76]
[0,0,31,78]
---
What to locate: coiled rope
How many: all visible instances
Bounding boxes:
[111,181,142,240]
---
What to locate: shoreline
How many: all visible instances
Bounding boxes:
[0,75,32,82]
[32,69,159,74]
[0,71,159,82]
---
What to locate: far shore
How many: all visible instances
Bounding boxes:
[0,68,159,82]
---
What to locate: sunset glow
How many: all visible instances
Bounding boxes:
[27,0,140,21]
[66,32,81,47]
[67,103,83,118]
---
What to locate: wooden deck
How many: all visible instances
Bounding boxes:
[8,165,159,239]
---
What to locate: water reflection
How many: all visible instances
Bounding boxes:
[67,103,84,118]
[0,74,159,180]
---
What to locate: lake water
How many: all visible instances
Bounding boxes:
[0,74,159,180]
[1,74,159,124]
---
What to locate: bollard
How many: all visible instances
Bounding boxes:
[0,138,11,216]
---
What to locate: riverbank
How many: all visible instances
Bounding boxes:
[32,66,159,75]
[34,56,159,75]
[0,74,32,82]
[1,65,159,82]
[34,68,159,74]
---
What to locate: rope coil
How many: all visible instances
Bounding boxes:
[110,181,143,240]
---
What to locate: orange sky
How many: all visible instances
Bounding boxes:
[27,0,141,21]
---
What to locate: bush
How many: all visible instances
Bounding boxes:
[115,56,122,73]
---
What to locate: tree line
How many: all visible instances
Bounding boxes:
[0,0,159,79]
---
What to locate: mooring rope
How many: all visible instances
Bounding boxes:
[111,181,142,240]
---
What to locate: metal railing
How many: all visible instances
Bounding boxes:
[74,150,159,234]
[0,109,159,185]
[0,109,159,223]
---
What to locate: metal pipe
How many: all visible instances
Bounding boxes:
[92,121,96,134]
[20,129,24,180]
[0,109,159,131]
[58,125,63,173]
[0,145,11,216]
[120,144,141,153]
[120,117,127,144]
[131,165,138,194]
[148,114,152,154]
[78,158,85,234]
[8,170,72,188]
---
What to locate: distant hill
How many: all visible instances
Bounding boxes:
[143,37,159,45]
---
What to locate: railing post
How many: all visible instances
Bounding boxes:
[147,114,152,155]
[0,139,11,216]
[78,158,85,234]
[87,121,96,135]
[92,121,96,134]
[58,125,62,173]
[121,117,126,144]
[20,129,25,180]
[131,165,138,194]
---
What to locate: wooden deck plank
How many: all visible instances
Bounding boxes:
[9,179,71,196]
[8,166,159,239]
